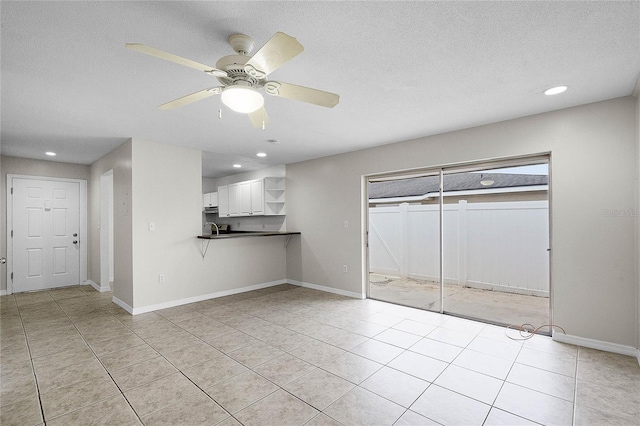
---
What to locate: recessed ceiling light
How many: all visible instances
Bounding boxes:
[45,152,56,156]
[256,152,267,157]
[233,164,242,168]
[543,85,568,96]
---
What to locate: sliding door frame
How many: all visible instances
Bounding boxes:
[364,153,552,326]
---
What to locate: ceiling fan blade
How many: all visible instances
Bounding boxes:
[265,81,339,108]
[125,43,228,77]
[248,107,270,129]
[244,32,304,77]
[158,88,222,110]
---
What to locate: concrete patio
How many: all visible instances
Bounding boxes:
[369,274,549,330]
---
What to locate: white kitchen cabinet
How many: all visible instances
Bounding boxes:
[218,185,229,217]
[218,177,283,217]
[238,181,252,215]
[250,179,264,215]
[202,192,218,209]
[238,179,263,215]
[228,183,240,216]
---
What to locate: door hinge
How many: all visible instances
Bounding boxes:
[11,273,13,281]
[11,230,13,238]
[10,187,13,194]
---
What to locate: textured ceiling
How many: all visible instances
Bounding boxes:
[1,1,639,178]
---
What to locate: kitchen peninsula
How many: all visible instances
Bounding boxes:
[198,231,300,240]
[197,231,300,259]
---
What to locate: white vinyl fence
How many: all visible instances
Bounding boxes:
[369,200,549,297]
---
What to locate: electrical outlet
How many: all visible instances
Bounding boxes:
[343,265,348,273]
[158,274,165,283]
[149,222,155,231]
[344,220,348,228]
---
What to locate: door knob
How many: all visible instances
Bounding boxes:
[0,257,6,264]
[73,233,78,237]
[73,240,78,245]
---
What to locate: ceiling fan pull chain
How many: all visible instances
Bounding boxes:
[218,97,223,120]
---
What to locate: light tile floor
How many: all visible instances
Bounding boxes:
[1,284,638,425]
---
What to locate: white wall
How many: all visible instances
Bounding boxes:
[287,97,638,348]
[213,165,286,187]
[635,81,640,356]
[128,139,287,311]
[202,177,217,193]
[88,140,133,305]
[1,156,90,292]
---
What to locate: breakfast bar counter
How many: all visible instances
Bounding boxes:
[198,231,300,240]
[197,231,300,258]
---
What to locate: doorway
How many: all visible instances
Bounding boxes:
[7,175,88,293]
[99,170,114,292]
[367,158,550,328]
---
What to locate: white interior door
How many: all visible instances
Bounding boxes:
[12,178,81,292]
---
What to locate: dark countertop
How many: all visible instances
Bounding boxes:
[198,231,301,240]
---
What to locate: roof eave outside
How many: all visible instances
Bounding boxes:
[369,185,549,204]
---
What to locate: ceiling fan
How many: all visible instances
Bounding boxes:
[126,32,339,128]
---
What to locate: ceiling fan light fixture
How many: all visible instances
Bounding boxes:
[221,85,264,114]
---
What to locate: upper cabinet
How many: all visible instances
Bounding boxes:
[217,177,284,217]
[218,186,229,217]
[250,179,264,215]
[202,192,218,209]
[228,183,240,216]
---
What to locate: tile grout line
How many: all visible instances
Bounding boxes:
[572,347,580,426]
[50,290,146,425]
[483,334,526,425]
[14,292,49,426]
[11,286,614,426]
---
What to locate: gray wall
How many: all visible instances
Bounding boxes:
[1,156,90,292]
[636,84,640,355]
[128,139,287,311]
[88,140,133,306]
[202,177,217,194]
[286,97,638,349]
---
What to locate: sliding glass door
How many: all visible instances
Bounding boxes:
[368,171,442,312]
[441,164,549,326]
[367,159,550,327]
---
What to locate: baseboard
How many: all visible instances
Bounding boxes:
[0,289,8,296]
[287,279,365,299]
[84,280,111,293]
[129,279,288,315]
[553,332,639,361]
[112,295,134,314]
